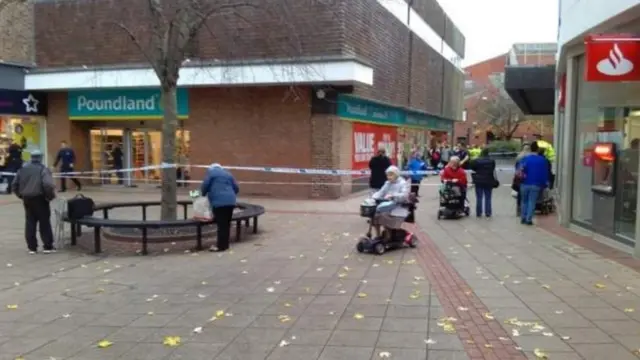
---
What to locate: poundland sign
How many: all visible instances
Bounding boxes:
[68,88,189,120]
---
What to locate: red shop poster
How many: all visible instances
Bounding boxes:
[352,122,397,172]
[583,148,594,167]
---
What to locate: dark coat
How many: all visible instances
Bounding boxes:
[470,157,496,188]
[368,154,392,189]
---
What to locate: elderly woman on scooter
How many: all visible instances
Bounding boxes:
[371,166,411,241]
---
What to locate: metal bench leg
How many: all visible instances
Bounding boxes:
[71,222,77,246]
[245,219,250,228]
[253,216,258,234]
[94,226,102,254]
[183,204,188,220]
[235,220,241,242]
[196,224,203,251]
[76,223,82,236]
[142,228,148,255]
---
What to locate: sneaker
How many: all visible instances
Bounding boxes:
[43,249,57,254]
[28,250,36,255]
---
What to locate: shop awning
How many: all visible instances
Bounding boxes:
[504,65,555,115]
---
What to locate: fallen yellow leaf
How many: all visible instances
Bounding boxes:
[97,340,113,348]
[533,348,548,359]
[5,304,17,310]
[483,312,494,320]
[594,283,606,289]
[541,284,551,290]
[284,302,292,308]
[353,313,364,320]
[163,336,181,347]
[624,308,635,313]
[484,344,493,348]
[338,273,347,279]
[278,315,292,323]
[443,323,456,333]
[357,292,368,298]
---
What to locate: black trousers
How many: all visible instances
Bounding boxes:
[60,168,81,191]
[214,206,235,251]
[410,179,420,196]
[23,196,54,251]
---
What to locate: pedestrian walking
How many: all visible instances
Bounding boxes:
[514,144,531,216]
[111,144,124,185]
[518,141,549,225]
[406,151,427,196]
[5,139,24,194]
[428,145,441,169]
[54,141,81,192]
[440,144,452,168]
[368,144,392,191]
[11,149,56,254]
[201,163,239,253]
[470,148,497,217]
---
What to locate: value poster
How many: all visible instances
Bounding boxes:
[352,122,397,171]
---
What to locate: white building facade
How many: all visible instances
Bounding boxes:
[555,0,640,256]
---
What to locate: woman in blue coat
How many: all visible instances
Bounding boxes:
[406,152,427,196]
[201,163,239,252]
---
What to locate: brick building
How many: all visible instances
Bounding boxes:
[455,43,556,146]
[6,0,465,198]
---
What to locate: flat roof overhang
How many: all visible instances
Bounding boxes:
[504,65,555,115]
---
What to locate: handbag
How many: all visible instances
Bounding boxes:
[67,194,95,220]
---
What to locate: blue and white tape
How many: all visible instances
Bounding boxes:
[0,162,515,178]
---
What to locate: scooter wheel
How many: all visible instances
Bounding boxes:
[409,235,418,248]
[374,242,386,255]
[464,207,470,216]
[356,241,365,253]
[437,210,442,220]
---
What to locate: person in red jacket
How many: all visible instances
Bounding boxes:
[440,156,468,187]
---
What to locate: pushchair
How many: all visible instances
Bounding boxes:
[356,193,418,255]
[437,180,470,219]
[535,188,555,215]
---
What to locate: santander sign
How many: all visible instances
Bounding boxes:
[596,44,634,76]
[585,34,640,82]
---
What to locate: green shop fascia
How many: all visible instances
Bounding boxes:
[336,94,454,132]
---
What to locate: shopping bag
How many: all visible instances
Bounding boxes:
[0,180,8,194]
[67,194,95,220]
[192,196,213,221]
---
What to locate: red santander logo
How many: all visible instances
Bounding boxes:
[585,34,640,82]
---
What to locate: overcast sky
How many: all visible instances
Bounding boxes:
[438,0,559,66]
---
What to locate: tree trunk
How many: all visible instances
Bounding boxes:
[160,84,178,220]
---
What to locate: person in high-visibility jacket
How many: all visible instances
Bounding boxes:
[533,135,555,188]
[468,145,482,161]
[533,135,555,163]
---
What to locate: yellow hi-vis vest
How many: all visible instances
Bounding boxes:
[536,140,555,162]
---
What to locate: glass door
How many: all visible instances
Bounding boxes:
[131,130,162,183]
[90,129,124,185]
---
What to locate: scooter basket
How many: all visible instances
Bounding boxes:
[360,204,377,218]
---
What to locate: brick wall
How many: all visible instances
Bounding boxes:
[34,0,345,67]
[0,0,34,65]
[35,0,464,122]
[187,86,316,198]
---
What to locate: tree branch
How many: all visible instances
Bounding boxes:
[110,21,161,75]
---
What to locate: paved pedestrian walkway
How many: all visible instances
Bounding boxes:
[0,178,636,359]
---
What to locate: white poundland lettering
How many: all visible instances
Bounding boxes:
[77,95,157,112]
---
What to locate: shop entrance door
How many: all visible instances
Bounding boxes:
[131,130,162,184]
[89,129,124,185]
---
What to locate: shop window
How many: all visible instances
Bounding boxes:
[571,55,640,241]
[0,116,45,165]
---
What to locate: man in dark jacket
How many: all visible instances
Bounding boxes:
[111,144,124,185]
[11,149,56,254]
[54,141,81,192]
[5,139,24,194]
[470,148,497,217]
[368,144,392,191]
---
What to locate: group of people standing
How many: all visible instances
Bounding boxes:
[368,138,555,224]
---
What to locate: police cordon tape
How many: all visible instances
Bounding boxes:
[0,162,516,178]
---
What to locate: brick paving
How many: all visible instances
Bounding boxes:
[0,178,635,359]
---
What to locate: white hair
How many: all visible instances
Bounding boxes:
[385,165,400,175]
[378,143,387,152]
[449,156,460,163]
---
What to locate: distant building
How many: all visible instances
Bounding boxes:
[456,43,556,145]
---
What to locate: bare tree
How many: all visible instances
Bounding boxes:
[108,1,267,220]
[474,91,525,140]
